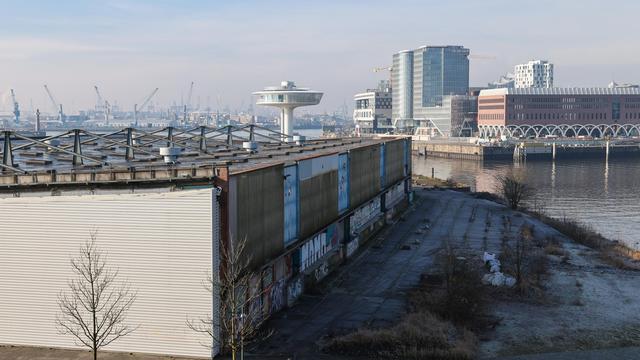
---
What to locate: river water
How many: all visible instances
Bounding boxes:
[413,155,640,250]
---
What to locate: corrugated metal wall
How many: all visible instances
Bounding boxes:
[349,144,381,209]
[0,189,217,358]
[234,165,284,269]
[283,165,299,246]
[299,169,338,240]
[384,139,406,186]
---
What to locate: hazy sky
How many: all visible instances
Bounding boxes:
[1,0,639,115]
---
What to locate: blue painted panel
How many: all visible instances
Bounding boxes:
[338,153,349,213]
[380,143,386,189]
[284,165,299,246]
[403,138,410,176]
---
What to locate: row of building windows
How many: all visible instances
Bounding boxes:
[479,105,504,110]
[479,98,504,105]
[507,112,609,121]
[479,113,504,120]
[515,104,608,110]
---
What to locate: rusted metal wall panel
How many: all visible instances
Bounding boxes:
[385,139,405,186]
[349,144,381,209]
[234,164,284,269]
[299,169,338,240]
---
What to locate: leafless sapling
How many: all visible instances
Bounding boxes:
[188,237,271,360]
[56,233,137,360]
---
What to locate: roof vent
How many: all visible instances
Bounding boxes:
[44,139,61,151]
[159,147,181,163]
[242,141,258,152]
[293,135,306,145]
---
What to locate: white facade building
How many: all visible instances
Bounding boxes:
[353,81,393,135]
[253,81,323,141]
[0,188,220,358]
[514,60,554,88]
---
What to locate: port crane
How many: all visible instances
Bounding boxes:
[182,81,194,125]
[10,89,20,124]
[94,85,107,113]
[133,87,159,127]
[94,86,111,122]
[43,84,65,123]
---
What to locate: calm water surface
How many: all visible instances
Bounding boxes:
[413,155,640,250]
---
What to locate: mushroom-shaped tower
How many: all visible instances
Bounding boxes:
[254,81,323,141]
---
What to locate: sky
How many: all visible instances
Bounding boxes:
[1,0,640,115]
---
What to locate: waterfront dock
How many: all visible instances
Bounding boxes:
[413,138,640,160]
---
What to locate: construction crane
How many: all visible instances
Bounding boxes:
[182,81,194,125]
[373,66,392,73]
[94,85,106,113]
[469,53,496,60]
[43,84,65,123]
[133,87,159,127]
[10,89,20,124]
[186,81,194,110]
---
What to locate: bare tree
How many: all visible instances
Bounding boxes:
[56,233,137,360]
[496,173,533,210]
[188,237,270,360]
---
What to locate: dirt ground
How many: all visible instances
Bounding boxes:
[480,227,640,357]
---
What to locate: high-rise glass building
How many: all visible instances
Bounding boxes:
[392,45,470,134]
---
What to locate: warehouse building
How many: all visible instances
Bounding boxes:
[0,126,411,358]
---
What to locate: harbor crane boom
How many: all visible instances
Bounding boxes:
[94,85,106,113]
[186,81,194,110]
[43,84,65,123]
[10,89,20,124]
[133,87,159,127]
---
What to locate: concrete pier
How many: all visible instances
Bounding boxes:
[413,139,640,161]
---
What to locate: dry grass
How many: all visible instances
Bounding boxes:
[413,175,468,190]
[323,246,486,359]
[498,326,640,357]
[324,312,477,359]
[529,213,640,270]
[544,243,568,257]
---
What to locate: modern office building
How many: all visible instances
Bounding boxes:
[353,80,393,135]
[514,60,554,88]
[391,45,470,134]
[413,95,478,137]
[477,87,640,138]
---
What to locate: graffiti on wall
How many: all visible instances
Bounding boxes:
[287,276,304,306]
[346,238,359,258]
[299,223,339,273]
[350,197,381,232]
[314,261,329,282]
[338,153,349,213]
[269,278,286,314]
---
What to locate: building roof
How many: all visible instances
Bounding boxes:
[479,87,640,96]
[0,125,396,190]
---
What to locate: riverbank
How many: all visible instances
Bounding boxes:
[412,156,640,252]
[250,188,640,359]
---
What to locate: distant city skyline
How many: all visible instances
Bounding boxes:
[1,0,639,114]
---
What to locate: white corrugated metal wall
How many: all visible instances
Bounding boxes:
[0,188,218,358]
